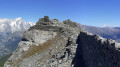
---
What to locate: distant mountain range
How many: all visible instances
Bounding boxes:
[81,24,120,42]
[0,17,34,33]
[0,18,35,58]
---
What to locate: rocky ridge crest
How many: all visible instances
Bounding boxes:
[4,16,80,67]
[4,16,120,67]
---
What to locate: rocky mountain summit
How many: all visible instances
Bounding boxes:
[4,16,120,67]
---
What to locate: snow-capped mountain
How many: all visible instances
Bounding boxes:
[0,18,35,58]
[0,17,35,33]
[103,25,113,28]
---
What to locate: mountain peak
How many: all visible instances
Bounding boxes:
[0,18,35,33]
[103,25,113,28]
[15,17,23,21]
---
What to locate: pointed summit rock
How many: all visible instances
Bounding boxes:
[44,16,50,22]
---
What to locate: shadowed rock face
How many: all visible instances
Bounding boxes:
[4,16,120,67]
[72,34,85,67]
[72,32,120,67]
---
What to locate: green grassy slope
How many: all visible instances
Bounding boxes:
[0,54,11,67]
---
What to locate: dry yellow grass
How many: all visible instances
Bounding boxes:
[8,33,64,67]
[23,33,62,58]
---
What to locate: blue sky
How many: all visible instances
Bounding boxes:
[0,0,120,27]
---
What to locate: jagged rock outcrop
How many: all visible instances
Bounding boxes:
[4,16,120,67]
